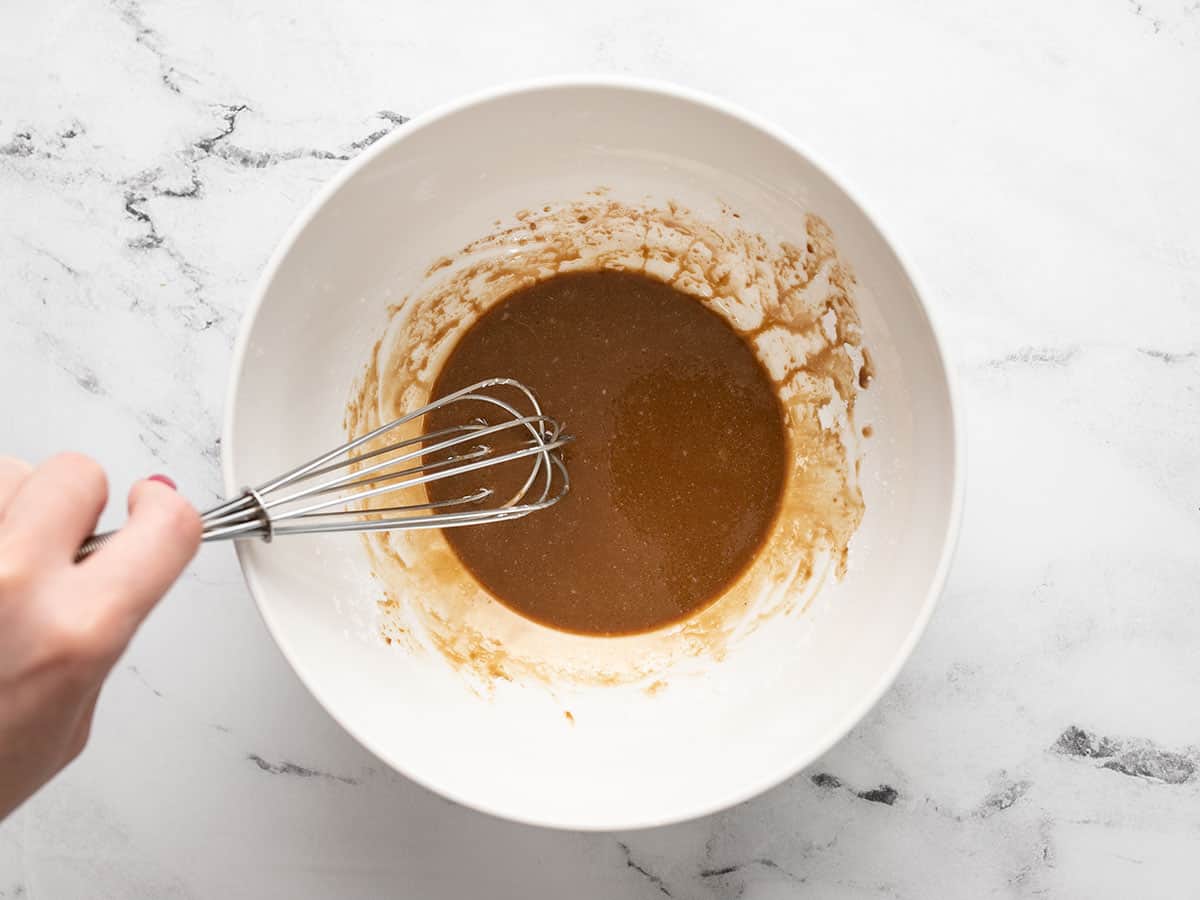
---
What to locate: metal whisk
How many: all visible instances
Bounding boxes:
[76,379,571,559]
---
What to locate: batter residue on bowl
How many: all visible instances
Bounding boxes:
[346,196,870,687]
[425,269,789,636]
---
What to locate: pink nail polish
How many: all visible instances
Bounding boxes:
[148,474,177,490]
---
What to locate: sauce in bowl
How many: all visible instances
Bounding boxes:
[426,270,788,636]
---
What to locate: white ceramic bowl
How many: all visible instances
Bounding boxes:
[224,77,963,830]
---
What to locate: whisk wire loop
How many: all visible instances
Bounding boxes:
[75,379,571,560]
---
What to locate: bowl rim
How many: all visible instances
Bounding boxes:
[223,73,966,831]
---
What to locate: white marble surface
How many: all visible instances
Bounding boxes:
[2,0,1199,896]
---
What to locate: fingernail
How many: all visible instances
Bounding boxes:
[148,474,177,490]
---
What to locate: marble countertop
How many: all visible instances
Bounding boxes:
[2,0,1199,896]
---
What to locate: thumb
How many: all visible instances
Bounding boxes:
[79,478,202,628]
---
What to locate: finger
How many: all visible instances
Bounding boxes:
[80,479,201,628]
[65,685,102,765]
[0,453,107,562]
[0,456,33,519]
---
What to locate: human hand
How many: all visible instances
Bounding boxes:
[0,454,201,820]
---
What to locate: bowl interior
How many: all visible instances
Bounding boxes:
[226,81,959,830]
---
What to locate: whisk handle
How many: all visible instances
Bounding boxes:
[76,489,269,561]
[76,519,246,562]
[75,530,117,561]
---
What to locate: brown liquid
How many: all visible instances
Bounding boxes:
[425,270,789,636]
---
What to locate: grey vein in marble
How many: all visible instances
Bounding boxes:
[977,778,1033,817]
[617,842,673,897]
[136,411,172,461]
[346,110,412,151]
[107,102,409,334]
[1054,726,1198,784]
[110,0,186,94]
[1127,0,1164,34]
[807,772,900,806]
[856,784,900,806]
[33,330,106,397]
[0,133,34,158]
[700,857,806,887]
[21,241,81,278]
[125,666,163,699]
[1138,347,1198,363]
[980,343,1200,372]
[186,103,411,169]
[246,754,359,786]
[985,345,1079,369]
